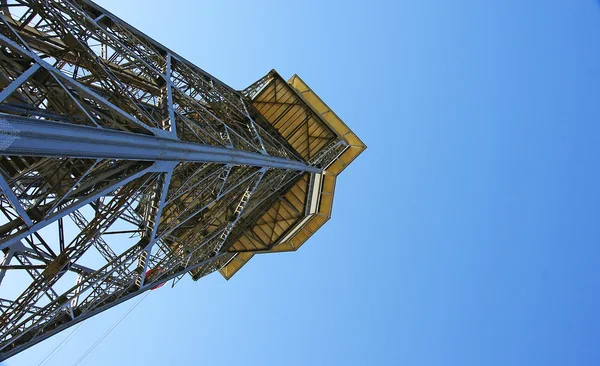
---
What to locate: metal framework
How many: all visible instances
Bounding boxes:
[0,0,336,360]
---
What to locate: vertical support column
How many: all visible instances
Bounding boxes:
[136,163,175,288]
[165,53,177,137]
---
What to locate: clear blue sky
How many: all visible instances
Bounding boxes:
[8,0,600,365]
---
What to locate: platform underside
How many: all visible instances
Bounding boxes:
[219,71,366,279]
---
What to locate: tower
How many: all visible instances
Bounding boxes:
[0,0,365,361]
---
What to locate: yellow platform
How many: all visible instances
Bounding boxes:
[219,71,366,279]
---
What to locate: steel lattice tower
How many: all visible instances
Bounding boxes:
[0,0,365,360]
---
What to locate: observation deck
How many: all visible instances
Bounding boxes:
[218,70,366,279]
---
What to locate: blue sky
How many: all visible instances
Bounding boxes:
[8,0,600,365]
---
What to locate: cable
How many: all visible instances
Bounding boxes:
[36,322,85,366]
[71,292,150,366]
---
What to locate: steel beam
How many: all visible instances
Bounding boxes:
[0,247,15,285]
[0,116,318,173]
[0,174,32,227]
[0,64,40,104]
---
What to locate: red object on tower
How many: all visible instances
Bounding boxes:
[145,268,166,290]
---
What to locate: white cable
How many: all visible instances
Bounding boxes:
[36,322,85,366]
[71,292,150,366]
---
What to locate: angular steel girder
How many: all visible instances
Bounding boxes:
[0,0,319,360]
[2,115,318,172]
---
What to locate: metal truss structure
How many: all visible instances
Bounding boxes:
[0,0,328,360]
[0,0,367,361]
